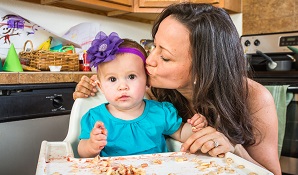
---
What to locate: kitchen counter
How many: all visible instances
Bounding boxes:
[0,72,96,84]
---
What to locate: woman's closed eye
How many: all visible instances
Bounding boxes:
[161,56,170,62]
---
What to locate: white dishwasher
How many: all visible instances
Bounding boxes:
[0,83,76,175]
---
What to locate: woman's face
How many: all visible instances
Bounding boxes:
[146,16,192,90]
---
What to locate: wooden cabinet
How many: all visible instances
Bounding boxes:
[138,0,183,8]
[20,0,242,24]
[134,0,241,13]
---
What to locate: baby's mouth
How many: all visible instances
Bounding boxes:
[118,95,130,101]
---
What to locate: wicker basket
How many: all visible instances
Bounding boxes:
[19,40,79,71]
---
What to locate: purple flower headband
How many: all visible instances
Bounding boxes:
[87,31,146,68]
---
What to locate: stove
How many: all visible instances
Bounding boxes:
[241,31,298,175]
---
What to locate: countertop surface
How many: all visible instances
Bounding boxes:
[0,71,96,85]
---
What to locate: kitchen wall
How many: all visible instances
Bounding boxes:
[243,0,298,35]
[0,0,242,53]
[0,0,153,58]
[0,0,153,41]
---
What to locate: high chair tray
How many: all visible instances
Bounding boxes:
[36,141,273,175]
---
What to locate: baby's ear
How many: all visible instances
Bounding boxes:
[98,85,104,94]
[94,79,104,94]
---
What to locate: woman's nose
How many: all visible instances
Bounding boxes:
[146,51,157,67]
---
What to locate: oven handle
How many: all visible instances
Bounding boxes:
[287,87,298,101]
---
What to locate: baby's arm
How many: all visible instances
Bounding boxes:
[78,121,108,158]
[171,114,208,142]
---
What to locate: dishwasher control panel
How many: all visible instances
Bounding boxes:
[0,83,76,122]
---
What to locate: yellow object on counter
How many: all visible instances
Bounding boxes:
[21,64,41,71]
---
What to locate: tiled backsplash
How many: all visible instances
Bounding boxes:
[243,0,298,35]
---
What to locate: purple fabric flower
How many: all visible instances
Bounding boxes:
[87,31,124,67]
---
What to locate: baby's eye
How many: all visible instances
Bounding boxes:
[128,74,136,80]
[109,77,117,82]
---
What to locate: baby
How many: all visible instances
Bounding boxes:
[78,31,207,158]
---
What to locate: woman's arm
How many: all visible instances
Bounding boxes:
[244,80,281,174]
[181,80,281,175]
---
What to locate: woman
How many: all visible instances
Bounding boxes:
[73,3,281,174]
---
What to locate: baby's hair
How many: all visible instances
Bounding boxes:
[119,39,147,59]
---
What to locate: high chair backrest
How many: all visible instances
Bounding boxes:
[64,93,182,158]
[64,93,108,158]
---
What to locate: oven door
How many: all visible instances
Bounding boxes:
[280,93,298,175]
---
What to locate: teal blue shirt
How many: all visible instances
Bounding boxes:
[79,99,182,157]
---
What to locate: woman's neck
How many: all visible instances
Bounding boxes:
[177,86,198,117]
[177,86,193,102]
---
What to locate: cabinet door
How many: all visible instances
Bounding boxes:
[102,0,133,6]
[189,0,220,4]
[138,0,183,8]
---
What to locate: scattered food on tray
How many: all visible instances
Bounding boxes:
[53,153,263,175]
[66,155,145,175]
[38,142,270,175]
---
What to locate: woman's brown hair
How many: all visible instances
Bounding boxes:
[151,3,256,146]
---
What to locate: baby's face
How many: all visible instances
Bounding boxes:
[97,53,147,110]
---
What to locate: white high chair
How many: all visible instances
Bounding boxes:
[64,93,182,158]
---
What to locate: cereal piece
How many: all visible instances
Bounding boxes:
[208,171,217,175]
[141,163,148,168]
[51,172,62,175]
[228,169,235,174]
[153,159,163,164]
[237,165,245,169]
[217,166,225,174]
[92,155,100,163]
[197,166,207,171]
[248,173,258,175]
[200,162,211,167]
[196,162,211,171]
[175,157,188,162]
[225,157,234,165]
[209,161,216,167]
[192,127,197,131]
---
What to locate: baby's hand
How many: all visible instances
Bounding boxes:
[89,121,108,152]
[187,114,208,132]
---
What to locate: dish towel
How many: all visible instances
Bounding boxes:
[265,85,293,158]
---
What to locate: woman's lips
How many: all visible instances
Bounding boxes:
[145,68,151,75]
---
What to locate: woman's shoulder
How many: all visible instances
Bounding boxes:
[247,78,276,115]
[247,78,273,101]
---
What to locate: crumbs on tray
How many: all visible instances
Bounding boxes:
[49,153,261,175]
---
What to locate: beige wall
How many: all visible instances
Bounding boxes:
[243,0,298,35]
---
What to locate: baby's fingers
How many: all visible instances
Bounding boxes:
[187,114,200,125]
[92,122,108,135]
[94,121,105,129]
